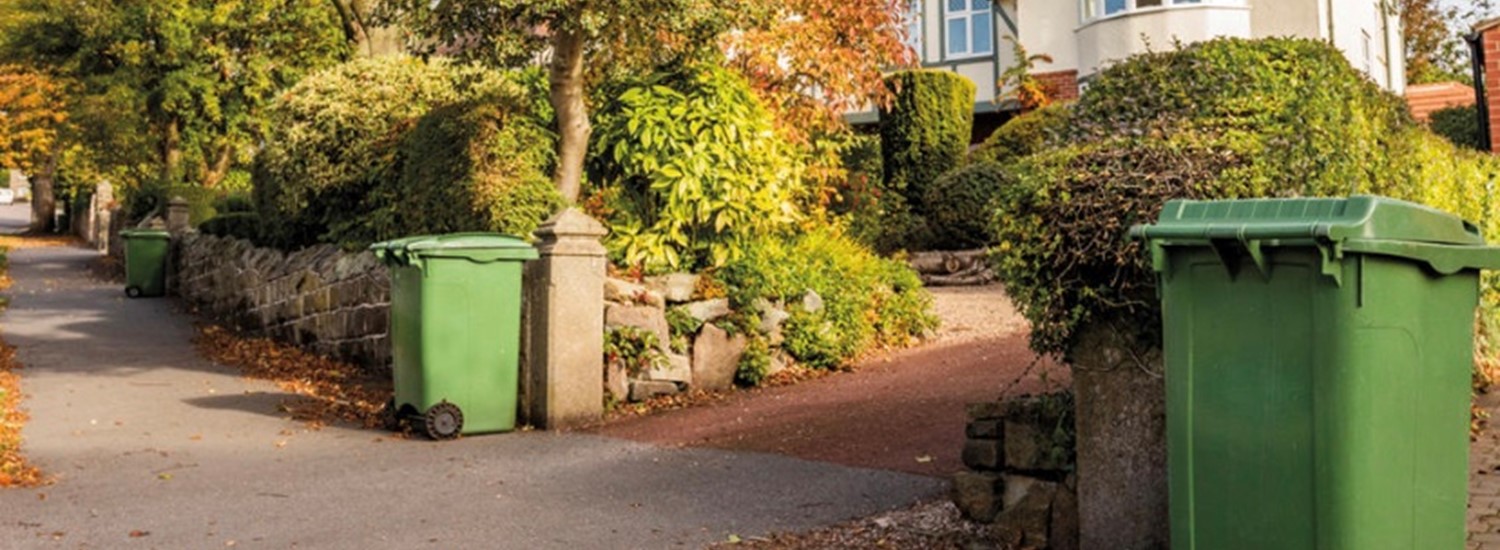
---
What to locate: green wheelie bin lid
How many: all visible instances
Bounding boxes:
[120,228,171,240]
[1129,195,1500,276]
[370,233,538,266]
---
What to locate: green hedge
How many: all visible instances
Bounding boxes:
[986,37,1495,357]
[198,213,264,243]
[924,161,1014,249]
[252,57,540,249]
[354,92,563,242]
[1429,105,1485,151]
[879,70,975,220]
[973,104,1071,165]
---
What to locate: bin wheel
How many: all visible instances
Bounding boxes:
[125,286,142,298]
[421,402,463,440]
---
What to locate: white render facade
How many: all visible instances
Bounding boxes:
[878,0,1404,118]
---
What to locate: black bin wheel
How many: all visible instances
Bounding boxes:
[125,286,142,298]
[421,401,463,440]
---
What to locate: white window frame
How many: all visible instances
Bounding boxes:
[906,0,924,61]
[944,0,994,60]
[1079,0,1246,24]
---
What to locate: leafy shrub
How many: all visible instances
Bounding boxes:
[198,213,264,243]
[353,92,563,243]
[588,62,802,272]
[1429,105,1484,151]
[879,70,975,217]
[212,192,255,214]
[666,306,703,354]
[736,335,772,386]
[720,227,937,369]
[833,132,931,254]
[973,104,1071,165]
[605,326,667,376]
[252,56,537,249]
[986,37,1472,357]
[124,181,223,228]
[924,161,1015,249]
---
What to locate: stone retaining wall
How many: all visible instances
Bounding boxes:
[954,392,1079,549]
[175,233,392,370]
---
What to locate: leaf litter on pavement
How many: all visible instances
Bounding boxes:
[0,244,46,488]
[193,324,392,430]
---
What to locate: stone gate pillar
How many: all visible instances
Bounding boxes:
[522,208,608,429]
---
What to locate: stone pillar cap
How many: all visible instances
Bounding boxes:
[535,208,608,240]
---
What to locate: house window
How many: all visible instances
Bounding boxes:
[1082,0,1238,22]
[945,0,993,59]
[907,0,923,60]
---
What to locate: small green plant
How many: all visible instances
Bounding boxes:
[736,335,772,386]
[604,327,667,376]
[665,306,703,354]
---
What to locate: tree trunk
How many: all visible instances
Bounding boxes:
[548,28,590,203]
[161,118,183,183]
[29,155,56,234]
[202,144,233,188]
[333,0,400,57]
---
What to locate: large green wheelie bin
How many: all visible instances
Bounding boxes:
[371,233,537,440]
[1131,196,1500,549]
[120,228,171,298]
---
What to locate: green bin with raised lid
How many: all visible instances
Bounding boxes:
[120,228,171,298]
[1131,195,1500,549]
[371,233,537,439]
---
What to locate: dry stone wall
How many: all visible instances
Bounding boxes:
[176,233,392,370]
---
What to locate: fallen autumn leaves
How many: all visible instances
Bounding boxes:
[193,324,391,430]
[0,245,45,488]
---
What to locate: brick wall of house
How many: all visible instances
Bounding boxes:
[1036,70,1080,103]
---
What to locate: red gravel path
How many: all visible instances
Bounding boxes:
[590,335,1065,478]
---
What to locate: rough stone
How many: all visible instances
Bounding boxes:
[801,290,824,313]
[994,476,1060,549]
[683,298,731,323]
[1005,418,1070,472]
[605,360,629,404]
[962,439,1003,471]
[647,273,699,303]
[967,401,1007,421]
[967,419,1002,440]
[647,353,693,385]
[1070,324,1168,550]
[951,471,1004,523]
[691,324,746,392]
[605,277,664,307]
[629,380,679,402]
[1050,478,1081,550]
[766,350,792,377]
[604,303,671,352]
[759,305,790,345]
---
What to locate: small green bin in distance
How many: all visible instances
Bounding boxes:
[1130,195,1500,550]
[370,233,538,440]
[120,228,171,298]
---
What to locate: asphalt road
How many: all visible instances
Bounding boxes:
[0,237,944,549]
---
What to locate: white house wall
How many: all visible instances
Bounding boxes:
[1074,5,1253,77]
[1251,0,1321,40]
[1017,0,1080,74]
[1325,0,1403,93]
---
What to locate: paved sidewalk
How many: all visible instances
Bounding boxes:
[0,243,942,549]
[1473,394,1500,549]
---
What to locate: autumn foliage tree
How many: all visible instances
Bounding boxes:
[0,66,67,232]
[378,0,915,202]
[1402,0,1496,84]
[724,0,915,143]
